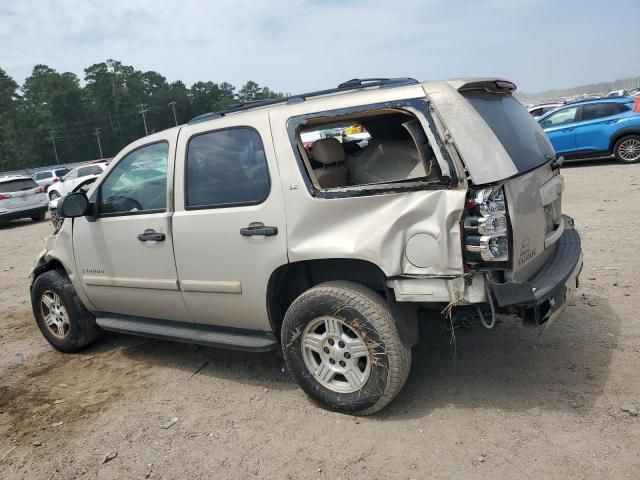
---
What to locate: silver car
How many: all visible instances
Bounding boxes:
[0,176,48,224]
[30,77,583,415]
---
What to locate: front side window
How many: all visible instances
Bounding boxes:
[99,142,168,215]
[64,169,78,181]
[186,128,270,209]
[540,106,578,128]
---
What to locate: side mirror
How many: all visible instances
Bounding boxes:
[58,192,90,218]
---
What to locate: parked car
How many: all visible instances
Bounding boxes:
[528,102,564,119]
[0,176,48,224]
[30,77,582,415]
[32,167,71,191]
[47,163,107,200]
[538,97,640,163]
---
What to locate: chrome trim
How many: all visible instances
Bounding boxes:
[83,275,178,290]
[180,280,242,294]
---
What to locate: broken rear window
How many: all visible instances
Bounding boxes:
[292,107,444,193]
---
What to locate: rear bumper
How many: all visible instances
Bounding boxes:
[0,205,48,222]
[489,227,582,325]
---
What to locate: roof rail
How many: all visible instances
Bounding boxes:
[188,77,419,124]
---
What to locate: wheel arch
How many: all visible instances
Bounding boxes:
[609,127,640,152]
[266,259,387,335]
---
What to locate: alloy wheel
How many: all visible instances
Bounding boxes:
[40,290,69,339]
[301,316,372,393]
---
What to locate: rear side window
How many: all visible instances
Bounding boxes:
[0,178,39,192]
[99,142,168,216]
[39,171,53,179]
[581,102,625,121]
[463,91,555,173]
[186,128,270,209]
[77,165,104,177]
[55,168,70,177]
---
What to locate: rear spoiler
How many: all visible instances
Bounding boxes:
[446,78,517,94]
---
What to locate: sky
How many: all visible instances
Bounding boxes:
[1,0,639,94]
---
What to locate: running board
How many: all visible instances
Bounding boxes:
[96,314,278,352]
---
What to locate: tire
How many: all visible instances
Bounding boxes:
[281,281,411,415]
[31,211,46,222]
[31,269,100,353]
[49,191,60,200]
[613,134,640,163]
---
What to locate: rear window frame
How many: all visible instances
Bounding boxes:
[286,98,457,199]
[462,90,555,175]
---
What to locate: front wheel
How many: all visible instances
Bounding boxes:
[31,269,100,352]
[49,190,60,200]
[614,134,640,163]
[281,281,411,415]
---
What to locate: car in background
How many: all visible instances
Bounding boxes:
[538,97,640,163]
[32,167,70,191]
[606,89,626,98]
[627,87,640,97]
[49,177,98,230]
[528,103,564,119]
[47,163,107,200]
[0,176,48,224]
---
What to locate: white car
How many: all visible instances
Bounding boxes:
[0,176,48,224]
[47,163,107,200]
[528,103,564,119]
[32,167,71,191]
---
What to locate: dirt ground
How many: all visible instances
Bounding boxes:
[1,162,639,479]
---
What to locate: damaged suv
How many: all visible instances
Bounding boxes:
[30,77,582,415]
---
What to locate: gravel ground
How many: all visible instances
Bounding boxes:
[1,161,639,479]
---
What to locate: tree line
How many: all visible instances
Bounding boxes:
[0,59,283,171]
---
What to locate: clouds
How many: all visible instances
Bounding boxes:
[1,0,638,93]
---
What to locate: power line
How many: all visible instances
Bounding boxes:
[138,103,150,135]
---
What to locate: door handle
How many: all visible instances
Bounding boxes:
[137,229,166,242]
[560,127,574,132]
[240,222,278,237]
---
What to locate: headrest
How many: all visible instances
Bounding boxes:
[311,138,345,165]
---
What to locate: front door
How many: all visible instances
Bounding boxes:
[541,105,578,155]
[172,112,288,331]
[73,132,192,322]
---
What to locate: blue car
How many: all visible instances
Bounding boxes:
[538,97,640,163]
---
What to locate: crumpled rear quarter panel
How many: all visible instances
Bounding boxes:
[286,188,467,277]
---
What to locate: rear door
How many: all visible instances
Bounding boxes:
[172,112,288,331]
[73,131,192,322]
[574,102,631,153]
[539,105,579,154]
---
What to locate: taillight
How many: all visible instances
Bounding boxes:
[463,186,510,263]
[0,194,11,200]
[53,178,60,183]
[35,187,45,194]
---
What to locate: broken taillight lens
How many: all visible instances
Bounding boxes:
[463,186,510,263]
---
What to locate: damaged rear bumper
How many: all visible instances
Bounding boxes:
[489,228,583,325]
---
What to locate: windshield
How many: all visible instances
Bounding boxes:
[0,178,39,192]
[462,91,555,173]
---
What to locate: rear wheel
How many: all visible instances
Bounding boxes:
[281,281,411,415]
[31,269,100,352]
[613,134,640,163]
[31,211,46,222]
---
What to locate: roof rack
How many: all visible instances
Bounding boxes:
[188,77,419,124]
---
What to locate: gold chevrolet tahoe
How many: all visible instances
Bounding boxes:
[30,78,583,415]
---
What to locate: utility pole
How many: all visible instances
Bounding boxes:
[138,103,150,135]
[93,126,104,159]
[168,101,178,126]
[45,130,61,165]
